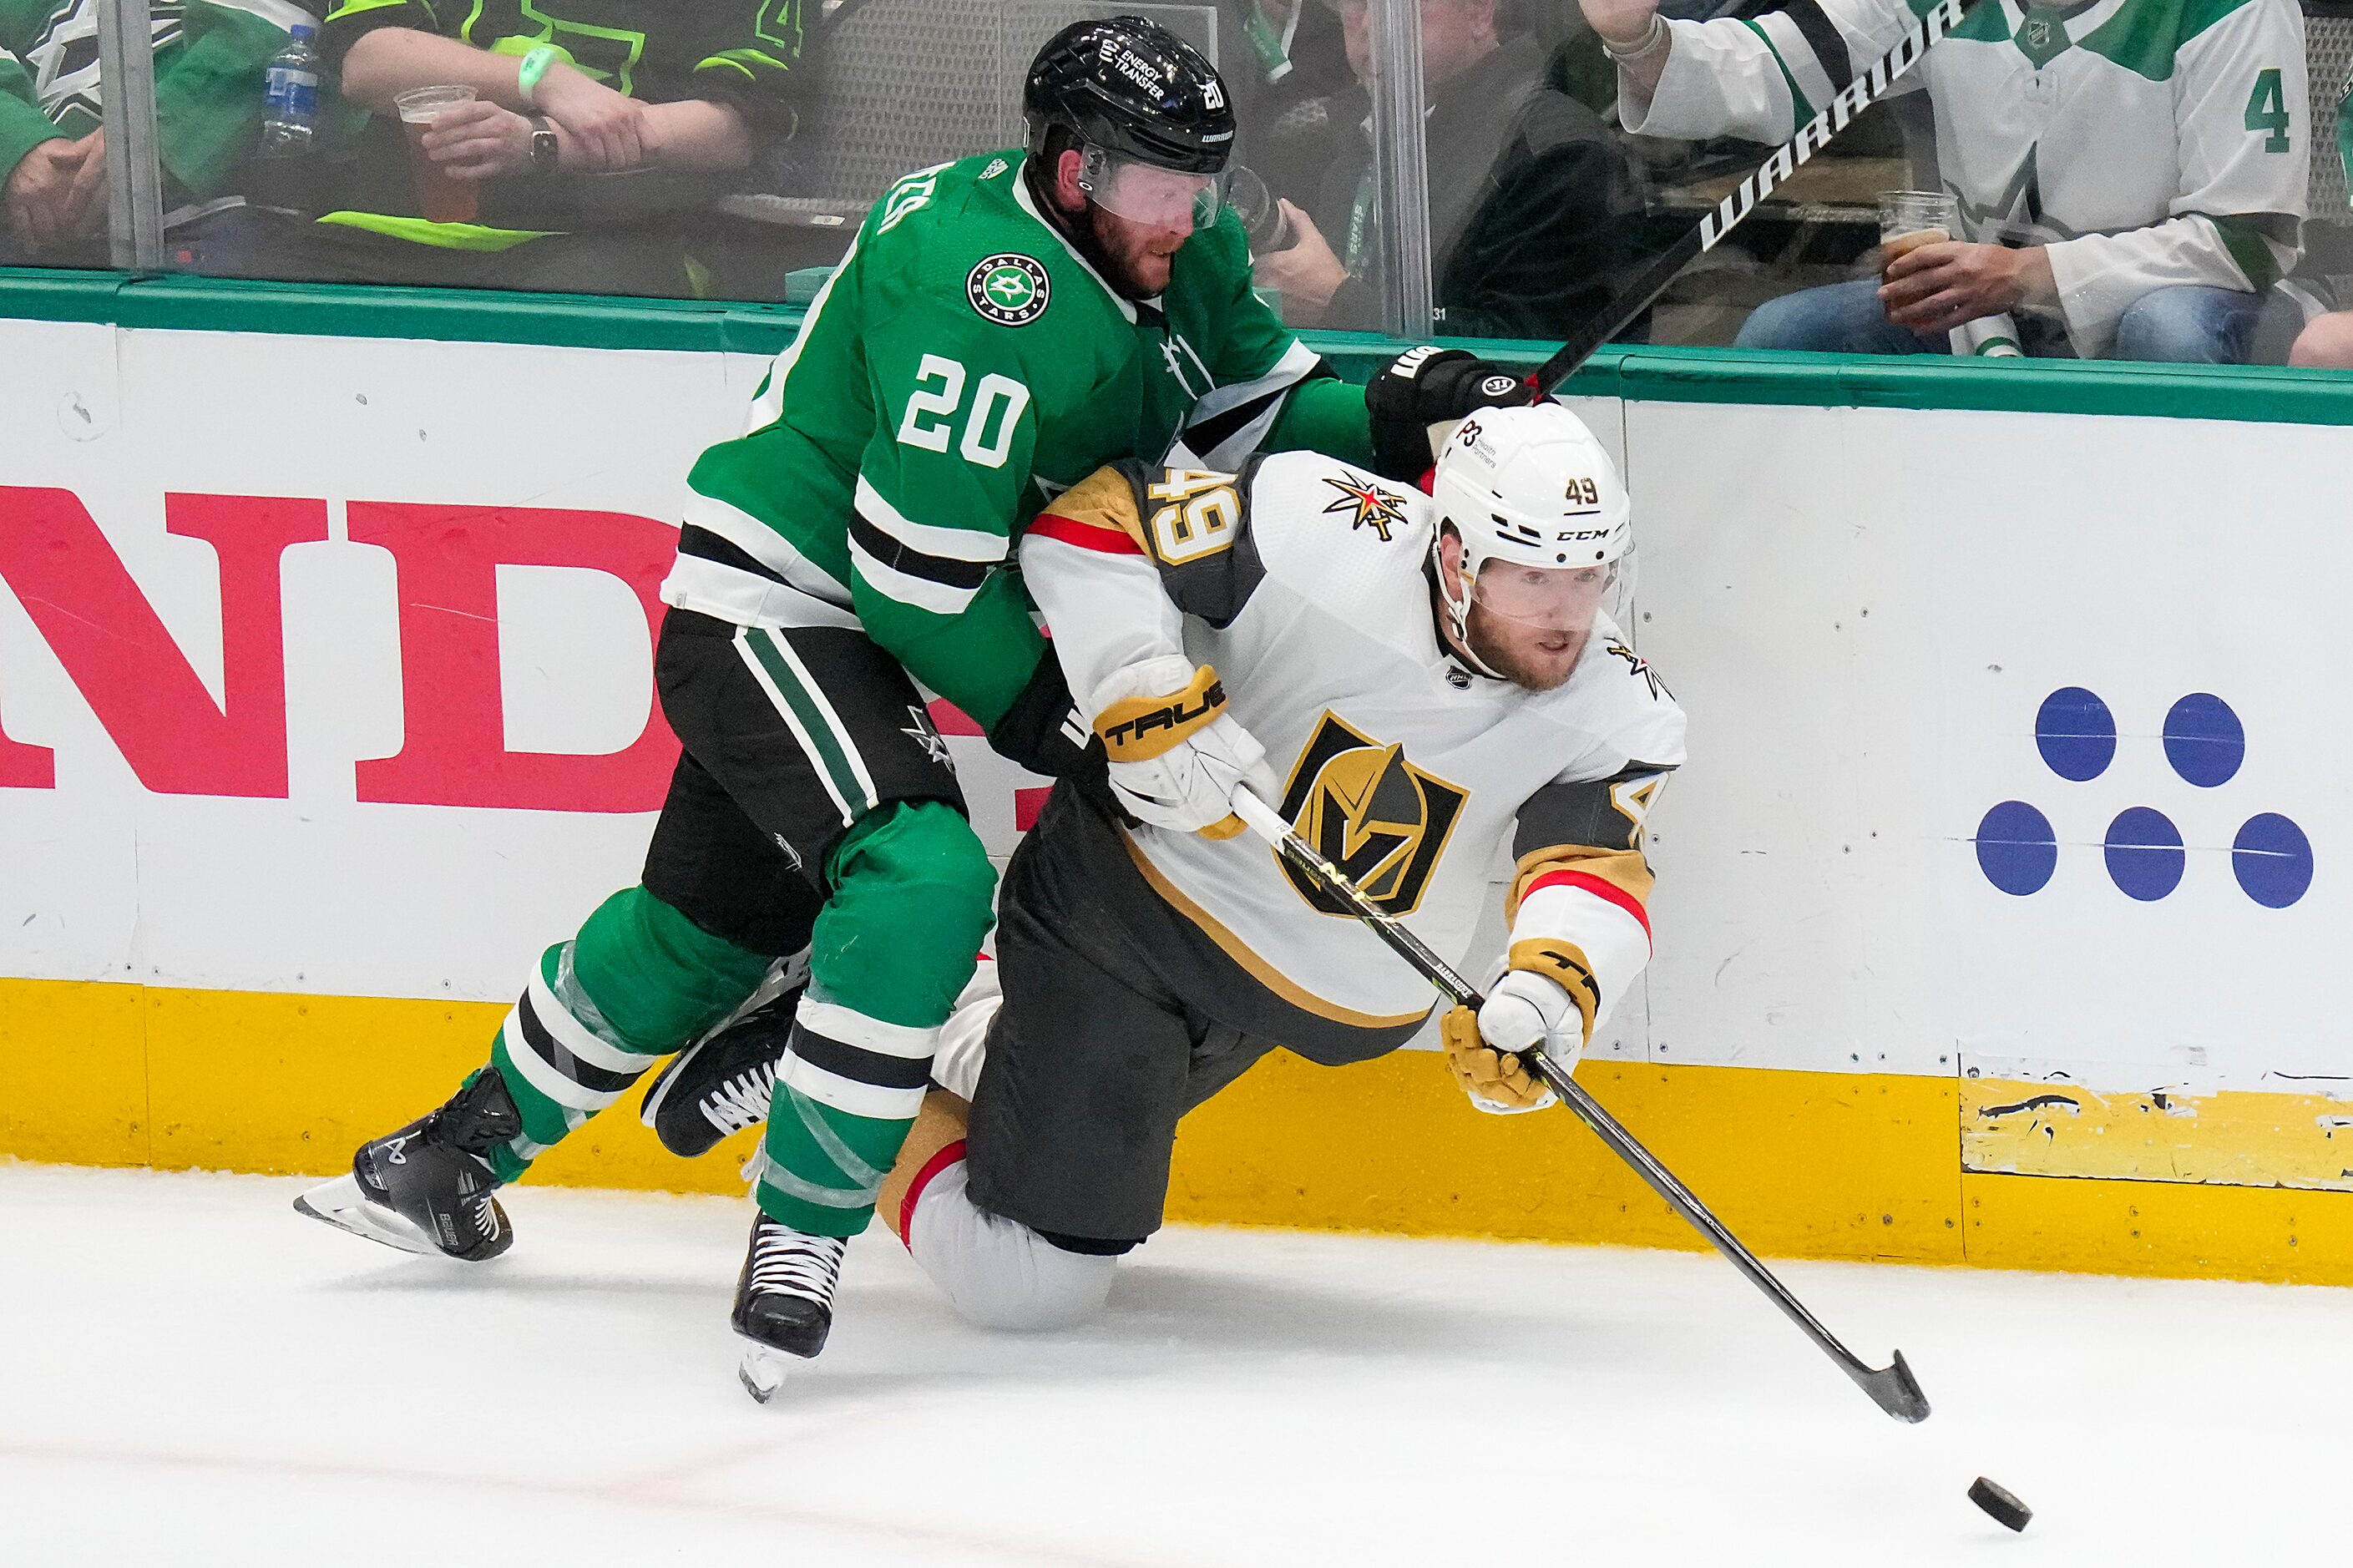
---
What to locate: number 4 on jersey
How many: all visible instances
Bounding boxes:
[2244,68,2290,153]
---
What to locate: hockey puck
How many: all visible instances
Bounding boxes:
[1968,1476,2032,1532]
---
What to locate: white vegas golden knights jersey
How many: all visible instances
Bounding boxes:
[1020,447,1688,1037]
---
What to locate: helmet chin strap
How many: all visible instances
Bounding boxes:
[1427,545,1507,682]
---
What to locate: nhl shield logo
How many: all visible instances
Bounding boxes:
[968,253,1052,326]
[1275,712,1468,918]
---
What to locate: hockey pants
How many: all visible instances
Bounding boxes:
[467,609,997,1236]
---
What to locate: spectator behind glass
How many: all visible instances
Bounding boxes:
[1585,0,2308,363]
[1250,0,1642,341]
[3,0,298,263]
[195,0,810,296]
[1220,0,1350,166]
[2288,79,2353,367]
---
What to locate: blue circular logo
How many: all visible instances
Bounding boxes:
[2232,812,2314,908]
[2036,687,2115,781]
[2163,693,2244,787]
[1976,801,2057,896]
[2104,807,2184,901]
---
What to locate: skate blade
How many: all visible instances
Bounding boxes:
[737,1343,797,1404]
[292,1173,439,1257]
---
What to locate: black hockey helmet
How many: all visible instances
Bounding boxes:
[1023,16,1237,176]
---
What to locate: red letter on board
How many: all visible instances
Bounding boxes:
[351,503,680,812]
[0,488,327,796]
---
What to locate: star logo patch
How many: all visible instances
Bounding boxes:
[1319,471,1412,543]
[967,253,1051,326]
[1605,640,1671,701]
[902,704,952,766]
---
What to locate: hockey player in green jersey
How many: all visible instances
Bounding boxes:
[295,14,1539,1398]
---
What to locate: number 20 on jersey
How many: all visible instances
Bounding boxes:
[896,353,1033,468]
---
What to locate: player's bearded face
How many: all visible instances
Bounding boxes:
[1086,203,1191,297]
[1050,147,1214,299]
[1463,597,1591,691]
[1445,544,1611,691]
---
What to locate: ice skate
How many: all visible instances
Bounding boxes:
[639,989,797,1157]
[294,1068,521,1262]
[731,1212,846,1402]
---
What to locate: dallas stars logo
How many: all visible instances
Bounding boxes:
[1319,472,1411,543]
[967,253,1051,326]
[902,704,951,766]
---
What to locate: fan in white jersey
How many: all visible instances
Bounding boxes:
[850,404,1688,1333]
[1584,0,2306,361]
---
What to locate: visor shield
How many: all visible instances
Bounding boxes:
[1468,554,1630,636]
[1078,144,1232,230]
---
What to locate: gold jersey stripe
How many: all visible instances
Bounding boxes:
[1042,464,1151,549]
[1120,831,1432,1032]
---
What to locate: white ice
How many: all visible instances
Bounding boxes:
[3,1163,2345,1565]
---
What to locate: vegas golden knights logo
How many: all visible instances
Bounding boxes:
[1275,712,1468,918]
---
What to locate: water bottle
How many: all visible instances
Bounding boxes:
[261,24,321,152]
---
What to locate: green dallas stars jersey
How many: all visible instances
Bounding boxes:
[661,148,1377,731]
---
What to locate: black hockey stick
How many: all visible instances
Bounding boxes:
[1531,0,1983,394]
[1228,787,1931,1424]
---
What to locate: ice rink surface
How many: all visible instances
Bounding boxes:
[3,1164,2345,1566]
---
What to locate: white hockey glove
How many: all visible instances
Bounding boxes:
[1089,655,1268,837]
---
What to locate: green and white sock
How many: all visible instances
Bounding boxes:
[479,885,773,1181]
[752,801,996,1234]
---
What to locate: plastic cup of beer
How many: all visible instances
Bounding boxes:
[1878,190,1959,265]
[395,85,480,225]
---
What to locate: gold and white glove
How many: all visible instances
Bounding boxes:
[1442,1004,1552,1114]
[1442,939,1603,1115]
[1090,655,1267,837]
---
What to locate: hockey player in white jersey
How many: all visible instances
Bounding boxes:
[1583,0,2306,362]
[855,403,1687,1330]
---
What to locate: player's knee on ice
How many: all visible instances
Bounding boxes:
[816,802,996,1025]
[908,1159,1121,1331]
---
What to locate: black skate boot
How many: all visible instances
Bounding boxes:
[639,989,799,1158]
[731,1211,847,1403]
[293,1068,522,1261]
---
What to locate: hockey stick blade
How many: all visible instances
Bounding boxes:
[1229,787,1930,1424]
[1531,0,1984,395]
[1523,1050,1930,1424]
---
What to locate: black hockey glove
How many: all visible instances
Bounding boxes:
[1364,346,1538,482]
[986,649,1134,825]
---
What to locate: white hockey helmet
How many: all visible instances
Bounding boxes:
[1430,402,1632,659]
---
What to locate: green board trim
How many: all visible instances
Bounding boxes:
[8,266,2353,426]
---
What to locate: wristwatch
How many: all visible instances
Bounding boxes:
[527,114,559,175]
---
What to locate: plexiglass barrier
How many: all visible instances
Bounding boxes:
[7,0,2350,369]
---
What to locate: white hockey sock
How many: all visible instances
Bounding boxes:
[903,1156,1116,1332]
